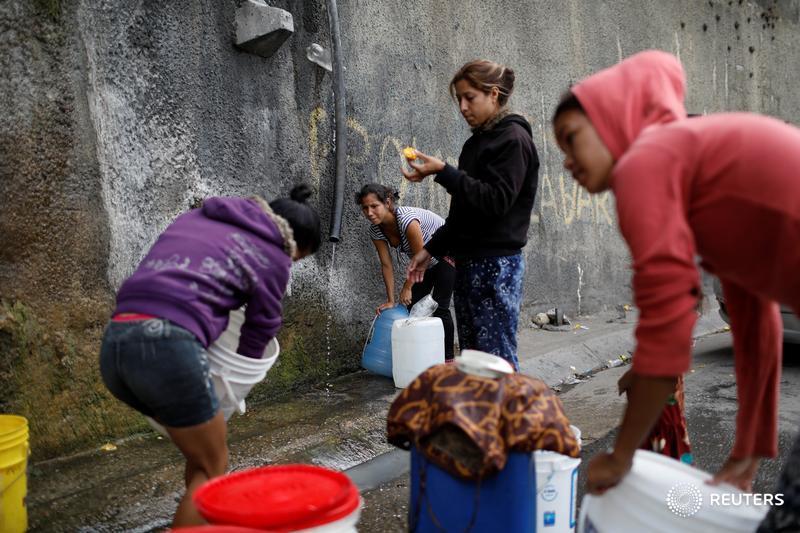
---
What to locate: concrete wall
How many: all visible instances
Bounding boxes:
[2,0,800,450]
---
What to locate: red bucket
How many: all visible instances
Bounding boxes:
[193,465,361,532]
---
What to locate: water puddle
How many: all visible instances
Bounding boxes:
[345,449,409,492]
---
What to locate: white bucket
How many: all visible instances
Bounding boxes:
[578,449,768,533]
[294,500,362,532]
[391,317,444,388]
[145,308,278,436]
[535,425,582,532]
[206,307,279,420]
[207,335,279,421]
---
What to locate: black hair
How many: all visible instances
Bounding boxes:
[551,90,585,124]
[269,184,322,254]
[189,196,204,210]
[354,183,399,207]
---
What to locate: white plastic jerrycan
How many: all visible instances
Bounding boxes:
[391,316,444,388]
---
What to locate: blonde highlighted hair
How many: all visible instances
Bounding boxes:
[450,60,515,106]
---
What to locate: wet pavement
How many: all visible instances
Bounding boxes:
[25,310,735,531]
[28,373,399,532]
[354,333,800,531]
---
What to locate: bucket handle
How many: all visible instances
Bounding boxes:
[535,456,579,496]
[361,314,379,358]
[1,469,26,495]
[535,453,559,496]
[217,370,246,415]
[0,451,28,497]
[536,469,557,496]
[413,454,480,533]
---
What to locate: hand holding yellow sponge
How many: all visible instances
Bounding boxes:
[403,147,417,161]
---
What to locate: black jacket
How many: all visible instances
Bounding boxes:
[425,114,539,260]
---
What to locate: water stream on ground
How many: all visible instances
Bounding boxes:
[324,242,337,396]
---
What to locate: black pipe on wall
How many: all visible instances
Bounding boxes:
[326,0,347,243]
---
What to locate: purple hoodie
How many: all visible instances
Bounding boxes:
[114,197,292,358]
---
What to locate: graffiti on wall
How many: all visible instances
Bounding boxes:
[308,105,455,214]
[538,173,614,226]
[309,105,614,227]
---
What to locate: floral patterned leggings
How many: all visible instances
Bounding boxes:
[639,375,693,464]
[453,253,524,371]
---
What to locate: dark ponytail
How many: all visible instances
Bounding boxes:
[270,184,322,254]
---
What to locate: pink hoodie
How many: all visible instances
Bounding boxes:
[573,50,800,459]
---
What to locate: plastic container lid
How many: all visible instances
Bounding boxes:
[193,464,360,531]
[455,350,514,377]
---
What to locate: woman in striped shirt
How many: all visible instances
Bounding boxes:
[356,183,456,361]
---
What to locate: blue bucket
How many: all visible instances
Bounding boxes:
[361,305,409,377]
[409,446,536,532]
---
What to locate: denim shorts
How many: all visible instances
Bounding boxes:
[99,318,219,428]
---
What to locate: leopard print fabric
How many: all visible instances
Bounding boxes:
[387,364,580,480]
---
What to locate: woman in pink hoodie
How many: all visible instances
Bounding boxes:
[552,50,800,524]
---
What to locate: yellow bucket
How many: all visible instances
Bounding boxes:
[0,415,29,533]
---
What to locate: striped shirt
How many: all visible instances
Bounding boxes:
[369,206,445,267]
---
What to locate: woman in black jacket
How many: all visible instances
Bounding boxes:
[403,59,539,370]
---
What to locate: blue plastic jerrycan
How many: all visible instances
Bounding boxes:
[361,305,409,377]
[409,447,537,532]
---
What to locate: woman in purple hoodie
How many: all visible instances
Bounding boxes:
[99,184,320,527]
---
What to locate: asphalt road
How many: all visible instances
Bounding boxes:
[356,332,800,531]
